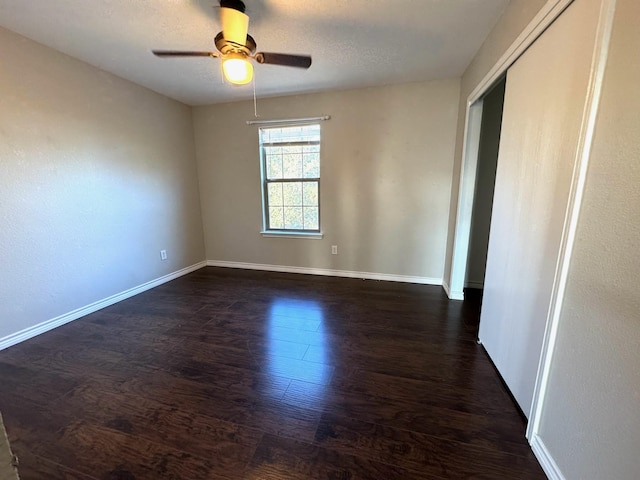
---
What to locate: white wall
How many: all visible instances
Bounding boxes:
[537,0,640,477]
[193,80,460,280]
[0,28,205,342]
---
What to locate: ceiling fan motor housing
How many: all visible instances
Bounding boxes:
[214,31,256,55]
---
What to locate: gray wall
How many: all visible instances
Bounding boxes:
[538,0,640,477]
[0,28,205,341]
[193,80,460,280]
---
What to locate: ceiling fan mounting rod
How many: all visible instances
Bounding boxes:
[220,0,245,13]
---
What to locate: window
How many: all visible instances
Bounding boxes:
[259,124,321,234]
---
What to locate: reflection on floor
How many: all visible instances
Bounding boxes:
[0,267,545,479]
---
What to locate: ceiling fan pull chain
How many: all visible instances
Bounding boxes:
[253,74,259,118]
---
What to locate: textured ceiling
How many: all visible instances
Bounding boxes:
[0,0,510,106]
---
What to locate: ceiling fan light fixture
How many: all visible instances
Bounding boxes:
[222,52,253,85]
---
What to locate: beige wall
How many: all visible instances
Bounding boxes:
[0,28,205,341]
[538,0,640,477]
[193,80,460,279]
[443,0,547,288]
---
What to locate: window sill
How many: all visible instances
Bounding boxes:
[261,231,324,240]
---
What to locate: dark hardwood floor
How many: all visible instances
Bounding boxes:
[0,267,545,479]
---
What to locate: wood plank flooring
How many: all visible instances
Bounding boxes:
[0,267,546,479]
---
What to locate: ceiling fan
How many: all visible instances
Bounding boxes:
[152,0,312,85]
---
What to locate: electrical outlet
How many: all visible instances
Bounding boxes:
[160,249,167,261]
[331,245,338,255]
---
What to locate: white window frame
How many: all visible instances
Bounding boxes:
[259,123,323,238]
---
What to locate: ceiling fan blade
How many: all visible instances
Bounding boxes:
[255,53,312,69]
[153,50,218,58]
[220,6,249,46]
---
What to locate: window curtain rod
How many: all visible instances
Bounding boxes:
[246,115,330,126]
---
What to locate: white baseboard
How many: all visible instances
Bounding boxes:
[0,261,207,351]
[465,280,484,289]
[442,280,464,300]
[449,291,465,300]
[442,280,452,297]
[530,435,565,480]
[206,260,442,286]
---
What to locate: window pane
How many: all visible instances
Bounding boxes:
[265,146,282,155]
[260,129,273,143]
[283,153,303,178]
[284,207,303,229]
[268,183,283,206]
[303,182,318,206]
[283,146,301,154]
[282,182,302,206]
[261,125,320,144]
[266,154,283,180]
[303,153,320,178]
[303,207,319,230]
[269,207,284,229]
